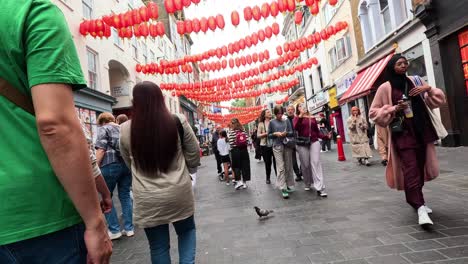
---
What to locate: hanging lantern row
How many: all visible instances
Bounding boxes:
[164,0,201,14]
[171,78,300,103]
[276,20,348,56]
[275,95,290,105]
[148,22,280,69]
[161,55,319,102]
[198,49,270,72]
[159,49,300,94]
[135,62,193,75]
[204,110,263,127]
[79,19,112,38]
[199,103,265,112]
[176,15,225,35]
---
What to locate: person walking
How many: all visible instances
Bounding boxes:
[211,125,223,180]
[0,2,112,263]
[251,127,262,162]
[347,106,373,166]
[217,130,232,185]
[319,123,332,152]
[370,54,447,226]
[268,106,295,199]
[294,104,329,197]
[95,112,134,240]
[120,81,200,263]
[257,109,277,184]
[228,118,251,190]
[287,105,303,181]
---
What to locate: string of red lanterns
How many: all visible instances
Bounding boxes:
[199,49,270,73]
[199,103,265,112]
[203,110,263,127]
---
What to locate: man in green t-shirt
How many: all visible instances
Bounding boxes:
[0,1,111,263]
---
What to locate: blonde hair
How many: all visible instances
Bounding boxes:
[97,112,115,125]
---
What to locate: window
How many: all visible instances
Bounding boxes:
[131,37,138,60]
[379,0,392,34]
[112,28,122,47]
[82,0,93,19]
[301,6,311,29]
[142,42,148,64]
[329,47,337,70]
[309,74,315,96]
[323,2,337,25]
[336,34,352,63]
[317,66,324,89]
[86,48,98,89]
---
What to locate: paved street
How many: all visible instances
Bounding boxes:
[112,145,468,264]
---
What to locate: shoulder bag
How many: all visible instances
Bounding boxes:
[296,117,311,146]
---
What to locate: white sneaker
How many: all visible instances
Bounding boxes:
[242,182,247,189]
[234,181,243,190]
[425,205,433,214]
[226,181,231,186]
[108,231,122,240]
[418,206,434,226]
[122,230,135,237]
[304,187,311,191]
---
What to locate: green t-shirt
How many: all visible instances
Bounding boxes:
[0,0,86,245]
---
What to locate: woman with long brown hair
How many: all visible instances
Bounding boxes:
[228,118,251,190]
[257,109,277,184]
[119,81,200,263]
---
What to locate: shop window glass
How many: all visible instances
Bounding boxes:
[458,30,468,95]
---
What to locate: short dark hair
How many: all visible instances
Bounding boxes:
[273,105,283,115]
[220,130,227,138]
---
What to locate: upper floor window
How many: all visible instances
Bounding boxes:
[82,0,93,19]
[301,6,311,29]
[86,48,98,89]
[142,42,148,64]
[336,34,352,64]
[131,37,138,60]
[150,50,155,62]
[112,28,122,48]
[358,0,411,52]
[323,2,337,25]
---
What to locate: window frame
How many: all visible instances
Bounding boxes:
[86,47,98,90]
[82,0,93,19]
[131,37,139,61]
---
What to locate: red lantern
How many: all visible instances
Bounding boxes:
[252,53,258,63]
[231,11,240,26]
[326,25,335,36]
[164,0,175,14]
[102,15,113,26]
[239,39,246,49]
[311,57,318,65]
[216,48,223,59]
[272,22,280,35]
[139,23,149,37]
[139,6,149,22]
[259,52,264,62]
[244,7,253,22]
[265,26,273,38]
[245,36,252,47]
[131,10,142,25]
[246,55,252,65]
[258,29,266,42]
[174,0,183,11]
[79,21,89,36]
[294,10,302,25]
[287,0,296,12]
[182,0,191,8]
[104,24,111,38]
[241,56,246,66]
[229,59,235,68]
[284,42,290,52]
[264,50,270,60]
[310,2,319,15]
[216,14,225,30]
[192,18,200,33]
[176,21,185,35]
[156,22,165,36]
[270,1,280,17]
[208,16,217,31]
[314,32,321,43]
[305,0,315,6]
[320,29,329,40]
[147,2,159,20]
[307,34,315,46]
[329,0,338,6]
[200,17,208,33]
[149,23,158,37]
[222,46,228,56]
[251,32,259,45]
[192,0,201,4]
[278,0,286,12]
[122,11,133,28]
[252,6,261,21]
[261,3,270,19]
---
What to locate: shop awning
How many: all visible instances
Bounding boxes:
[339,52,394,104]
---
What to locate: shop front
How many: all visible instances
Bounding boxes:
[73,87,116,142]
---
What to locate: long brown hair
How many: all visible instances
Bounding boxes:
[130,81,178,174]
[231,118,244,131]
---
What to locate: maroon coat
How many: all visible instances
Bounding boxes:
[293,116,328,143]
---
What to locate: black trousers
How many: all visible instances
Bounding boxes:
[261,146,277,180]
[231,147,251,182]
[321,140,331,151]
[291,148,301,177]
[214,150,222,174]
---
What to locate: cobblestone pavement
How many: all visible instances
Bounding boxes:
[111,146,468,264]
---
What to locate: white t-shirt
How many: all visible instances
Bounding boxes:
[217,138,230,156]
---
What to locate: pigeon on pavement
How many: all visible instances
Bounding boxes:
[254,206,273,218]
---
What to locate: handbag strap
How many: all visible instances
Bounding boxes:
[308,117,311,137]
[0,77,35,115]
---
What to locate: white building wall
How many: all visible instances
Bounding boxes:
[52,0,180,112]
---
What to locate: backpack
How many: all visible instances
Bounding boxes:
[235,130,248,148]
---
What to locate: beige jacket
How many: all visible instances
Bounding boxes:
[347,115,372,158]
[119,114,200,227]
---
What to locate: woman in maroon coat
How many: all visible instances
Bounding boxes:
[293,104,329,197]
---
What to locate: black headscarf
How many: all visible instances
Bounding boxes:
[385,54,427,139]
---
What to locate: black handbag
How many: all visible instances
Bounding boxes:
[296,118,311,146]
[390,116,404,133]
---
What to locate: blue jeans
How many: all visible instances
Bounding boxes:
[144,215,196,264]
[101,162,133,233]
[0,223,86,264]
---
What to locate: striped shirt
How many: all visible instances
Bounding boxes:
[228,129,248,148]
